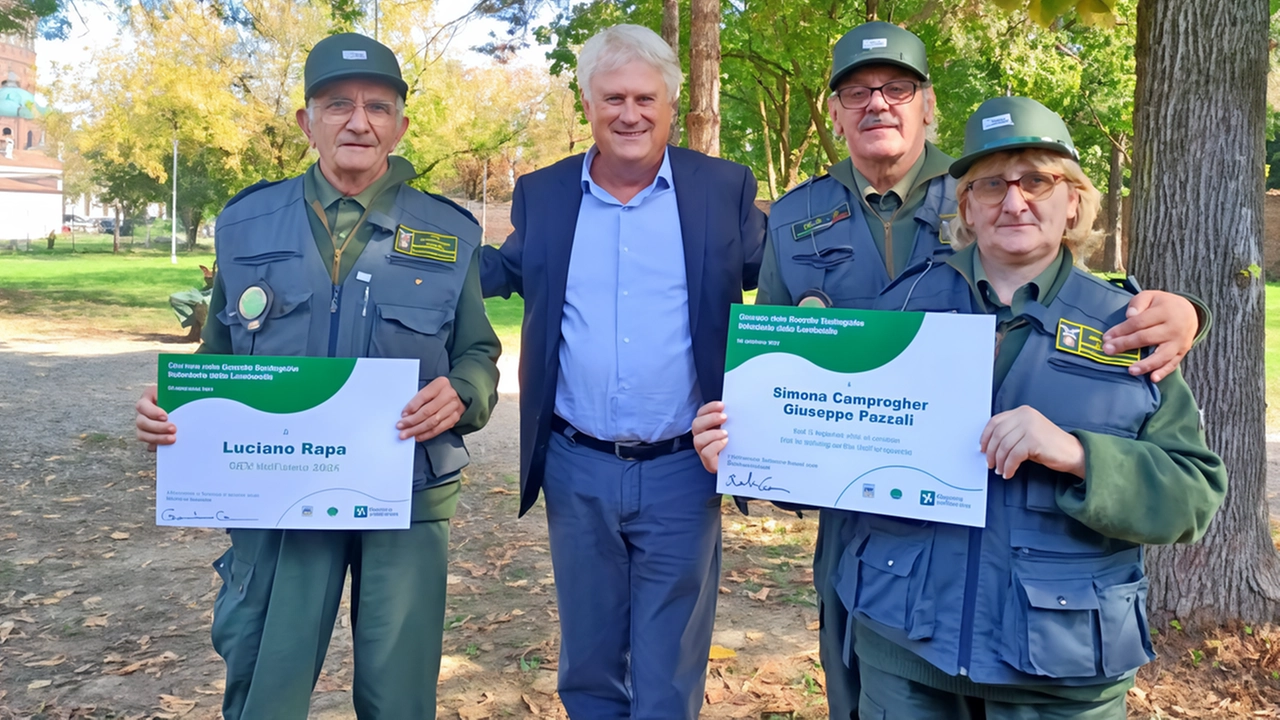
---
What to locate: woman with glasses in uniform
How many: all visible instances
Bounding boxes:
[693,96,1226,719]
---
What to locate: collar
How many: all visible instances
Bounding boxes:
[829,141,954,201]
[307,155,418,211]
[580,144,674,204]
[948,243,1073,314]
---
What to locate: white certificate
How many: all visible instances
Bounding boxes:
[716,305,996,527]
[155,354,417,530]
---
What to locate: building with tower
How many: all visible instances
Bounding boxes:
[0,27,61,241]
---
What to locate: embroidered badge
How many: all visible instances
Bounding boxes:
[1055,319,1140,367]
[394,225,458,263]
[792,203,852,241]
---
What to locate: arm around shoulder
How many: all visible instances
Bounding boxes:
[447,246,502,435]
[479,179,527,299]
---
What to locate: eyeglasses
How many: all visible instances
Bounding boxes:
[315,99,399,126]
[832,81,920,110]
[966,172,1065,205]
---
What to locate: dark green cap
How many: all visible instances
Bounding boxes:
[304,33,408,100]
[950,96,1078,178]
[829,22,929,90]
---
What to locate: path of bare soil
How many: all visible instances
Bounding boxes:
[1,319,1278,719]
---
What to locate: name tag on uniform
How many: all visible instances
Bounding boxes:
[1055,319,1140,367]
[394,225,458,263]
[792,203,851,241]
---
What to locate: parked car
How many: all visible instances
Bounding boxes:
[61,214,99,233]
[98,218,137,236]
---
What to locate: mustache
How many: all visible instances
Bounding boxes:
[859,113,900,131]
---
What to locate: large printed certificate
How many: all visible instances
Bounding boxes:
[155,354,417,530]
[716,305,995,527]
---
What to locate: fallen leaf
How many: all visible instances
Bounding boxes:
[505,579,528,588]
[159,694,197,715]
[746,631,764,641]
[521,694,540,714]
[27,679,52,690]
[25,654,67,667]
[446,575,462,585]
[0,621,13,643]
[110,532,130,540]
[83,614,109,627]
[82,596,102,609]
[74,663,95,673]
[748,587,770,602]
[708,645,738,660]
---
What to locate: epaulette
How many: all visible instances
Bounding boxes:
[426,192,480,227]
[223,178,290,211]
[775,173,830,202]
[1101,273,1142,296]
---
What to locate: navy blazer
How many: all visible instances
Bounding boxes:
[481,146,767,516]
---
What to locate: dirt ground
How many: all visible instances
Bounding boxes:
[0,318,1278,720]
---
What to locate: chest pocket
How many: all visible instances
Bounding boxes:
[370,304,452,381]
[216,250,314,356]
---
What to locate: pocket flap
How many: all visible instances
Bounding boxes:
[858,534,924,578]
[231,250,303,265]
[271,292,312,318]
[377,304,448,334]
[1021,577,1099,611]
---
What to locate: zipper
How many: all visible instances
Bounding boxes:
[957,524,982,675]
[328,284,340,358]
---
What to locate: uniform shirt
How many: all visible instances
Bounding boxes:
[554,145,700,443]
[855,241,1227,704]
[829,146,937,278]
[970,247,1066,386]
[304,157,412,284]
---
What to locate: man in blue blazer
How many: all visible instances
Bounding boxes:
[481,24,765,720]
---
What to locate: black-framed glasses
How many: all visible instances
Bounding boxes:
[966,172,1065,205]
[832,80,920,110]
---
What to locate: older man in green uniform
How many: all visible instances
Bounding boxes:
[134,33,499,719]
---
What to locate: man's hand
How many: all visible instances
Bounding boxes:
[135,386,176,452]
[980,406,1085,480]
[398,376,463,442]
[691,401,729,474]
[1102,290,1198,382]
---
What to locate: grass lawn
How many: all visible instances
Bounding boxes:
[0,236,524,349]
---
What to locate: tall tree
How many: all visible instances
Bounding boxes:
[660,0,681,144]
[686,0,718,154]
[1129,0,1280,622]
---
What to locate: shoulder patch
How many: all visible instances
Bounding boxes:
[223,178,289,211]
[1055,318,1140,367]
[426,192,480,227]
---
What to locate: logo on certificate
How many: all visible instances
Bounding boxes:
[890,488,903,500]
[862,484,875,498]
[301,506,313,517]
[919,490,936,506]
[354,505,369,518]
[327,507,339,517]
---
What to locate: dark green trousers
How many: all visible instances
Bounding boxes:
[212,484,456,720]
[857,663,1127,720]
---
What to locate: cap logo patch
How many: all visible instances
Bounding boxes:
[342,50,368,60]
[862,38,888,49]
[982,113,1014,131]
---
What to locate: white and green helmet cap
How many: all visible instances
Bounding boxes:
[949,96,1079,178]
[828,21,930,90]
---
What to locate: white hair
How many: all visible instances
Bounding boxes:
[576,24,683,103]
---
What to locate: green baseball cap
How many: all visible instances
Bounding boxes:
[304,33,408,100]
[950,96,1078,178]
[829,21,929,90]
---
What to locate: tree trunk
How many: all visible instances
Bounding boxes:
[1102,138,1124,273]
[112,205,121,254]
[1130,0,1280,624]
[757,83,778,200]
[686,0,720,156]
[661,0,682,146]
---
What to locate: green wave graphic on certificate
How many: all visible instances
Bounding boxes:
[155,355,418,530]
[716,308,996,528]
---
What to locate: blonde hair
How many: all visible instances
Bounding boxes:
[951,148,1102,263]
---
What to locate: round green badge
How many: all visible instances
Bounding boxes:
[327,507,339,517]
[238,285,269,321]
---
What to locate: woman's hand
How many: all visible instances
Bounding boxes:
[980,406,1085,480]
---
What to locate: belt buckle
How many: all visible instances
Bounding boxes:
[614,440,643,461]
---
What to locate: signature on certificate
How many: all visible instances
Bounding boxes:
[724,472,791,494]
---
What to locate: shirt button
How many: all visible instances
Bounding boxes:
[623,247,629,252]
[886,560,894,567]
[623,338,630,343]
[622,291,629,296]
[1057,596,1068,606]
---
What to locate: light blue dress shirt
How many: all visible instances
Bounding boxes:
[555,145,701,443]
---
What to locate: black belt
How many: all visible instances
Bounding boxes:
[552,416,694,461]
